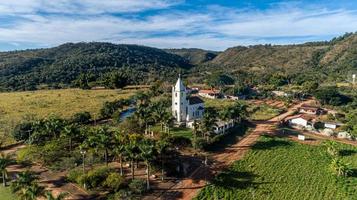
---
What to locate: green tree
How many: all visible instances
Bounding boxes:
[202,107,218,142]
[139,139,155,190]
[155,139,170,181]
[0,153,12,186]
[61,124,80,152]
[113,132,128,176]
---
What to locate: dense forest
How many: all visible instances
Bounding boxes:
[0,32,356,91]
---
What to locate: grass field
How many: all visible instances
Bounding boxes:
[196,136,357,200]
[0,89,136,144]
[249,104,284,121]
[0,186,17,200]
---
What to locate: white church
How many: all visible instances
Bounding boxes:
[172,75,204,126]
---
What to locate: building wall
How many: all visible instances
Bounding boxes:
[186,103,204,121]
[213,121,235,134]
[290,118,308,127]
[172,87,188,122]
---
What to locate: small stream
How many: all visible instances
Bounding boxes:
[119,107,136,121]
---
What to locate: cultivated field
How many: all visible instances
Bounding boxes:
[0,89,136,144]
[196,136,357,200]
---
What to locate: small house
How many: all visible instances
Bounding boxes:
[213,120,235,134]
[298,104,324,115]
[323,122,342,129]
[285,114,316,128]
[198,89,221,99]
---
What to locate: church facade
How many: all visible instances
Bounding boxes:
[172,75,204,124]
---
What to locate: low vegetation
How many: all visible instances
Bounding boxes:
[0,89,135,145]
[196,136,357,200]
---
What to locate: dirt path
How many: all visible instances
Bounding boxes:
[156,100,314,200]
[2,144,91,200]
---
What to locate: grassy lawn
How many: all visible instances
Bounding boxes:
[204,98,237,109]
[0,89,136,145]
[196,136,357,200]
[0,186,17,200]
[249,104,284,121]
[152,125,193,139]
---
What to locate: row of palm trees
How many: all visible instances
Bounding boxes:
[80,127,171,190]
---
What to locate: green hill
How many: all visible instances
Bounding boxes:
[0,33,356,91]
[0,42,191,91]
[164,48,219,65]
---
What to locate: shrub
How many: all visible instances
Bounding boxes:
[103,173,125,191]
[85,167,112,189]
[72,111,92,124]
[107,190,133,200]
[128,179,146,194]
[12,122,33,141]
[67,169,84,183]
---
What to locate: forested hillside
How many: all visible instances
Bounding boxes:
[0,42,190,91]
[198,33,357,85]
[0,33,356,91]
[165,48,218,65]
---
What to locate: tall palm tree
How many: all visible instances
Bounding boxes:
[156,139,169,181]
[113,131,128,176]
[85,127,113,166]
[0,153,12,186]
[139,140,155,190]
[45,191,69,200]
[61,124,79,152]
[125,142,138,180]
[202,107,218,142]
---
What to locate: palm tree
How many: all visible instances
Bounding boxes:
[11,171,38,193]
[45,191,69,200]
[330,158,351,177]
[113,132,128,176]
[61,124,79,152]
[139,140,155,190]
[85,127,113,166]
[191,120,201,149]
[202,107,218,142]
[17,183,44,200]
[156,139,169,181]
[124,136,141,180]
[0,153,12,186]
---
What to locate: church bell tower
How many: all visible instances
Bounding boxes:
[172,75,188,123]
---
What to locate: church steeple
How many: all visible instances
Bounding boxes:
[174,74,186,92]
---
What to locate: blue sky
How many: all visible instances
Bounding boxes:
[0,0,357,51]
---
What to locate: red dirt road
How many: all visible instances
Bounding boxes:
[157,100,314,200]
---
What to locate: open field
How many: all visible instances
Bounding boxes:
[0,186,17,200]
[249,104,284,121]
[196,135,357,200]
[0,89,136,144]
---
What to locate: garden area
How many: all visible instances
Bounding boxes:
[196,135,357,200]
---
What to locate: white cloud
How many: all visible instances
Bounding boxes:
[0,1,357,51]
[0,0,180,14]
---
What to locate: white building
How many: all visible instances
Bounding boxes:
[198,89,221,99]
[172,75,204,124]
[285,114,315,129]
[214,120,235,134]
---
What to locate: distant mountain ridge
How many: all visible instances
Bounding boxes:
[0,32,356,91]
